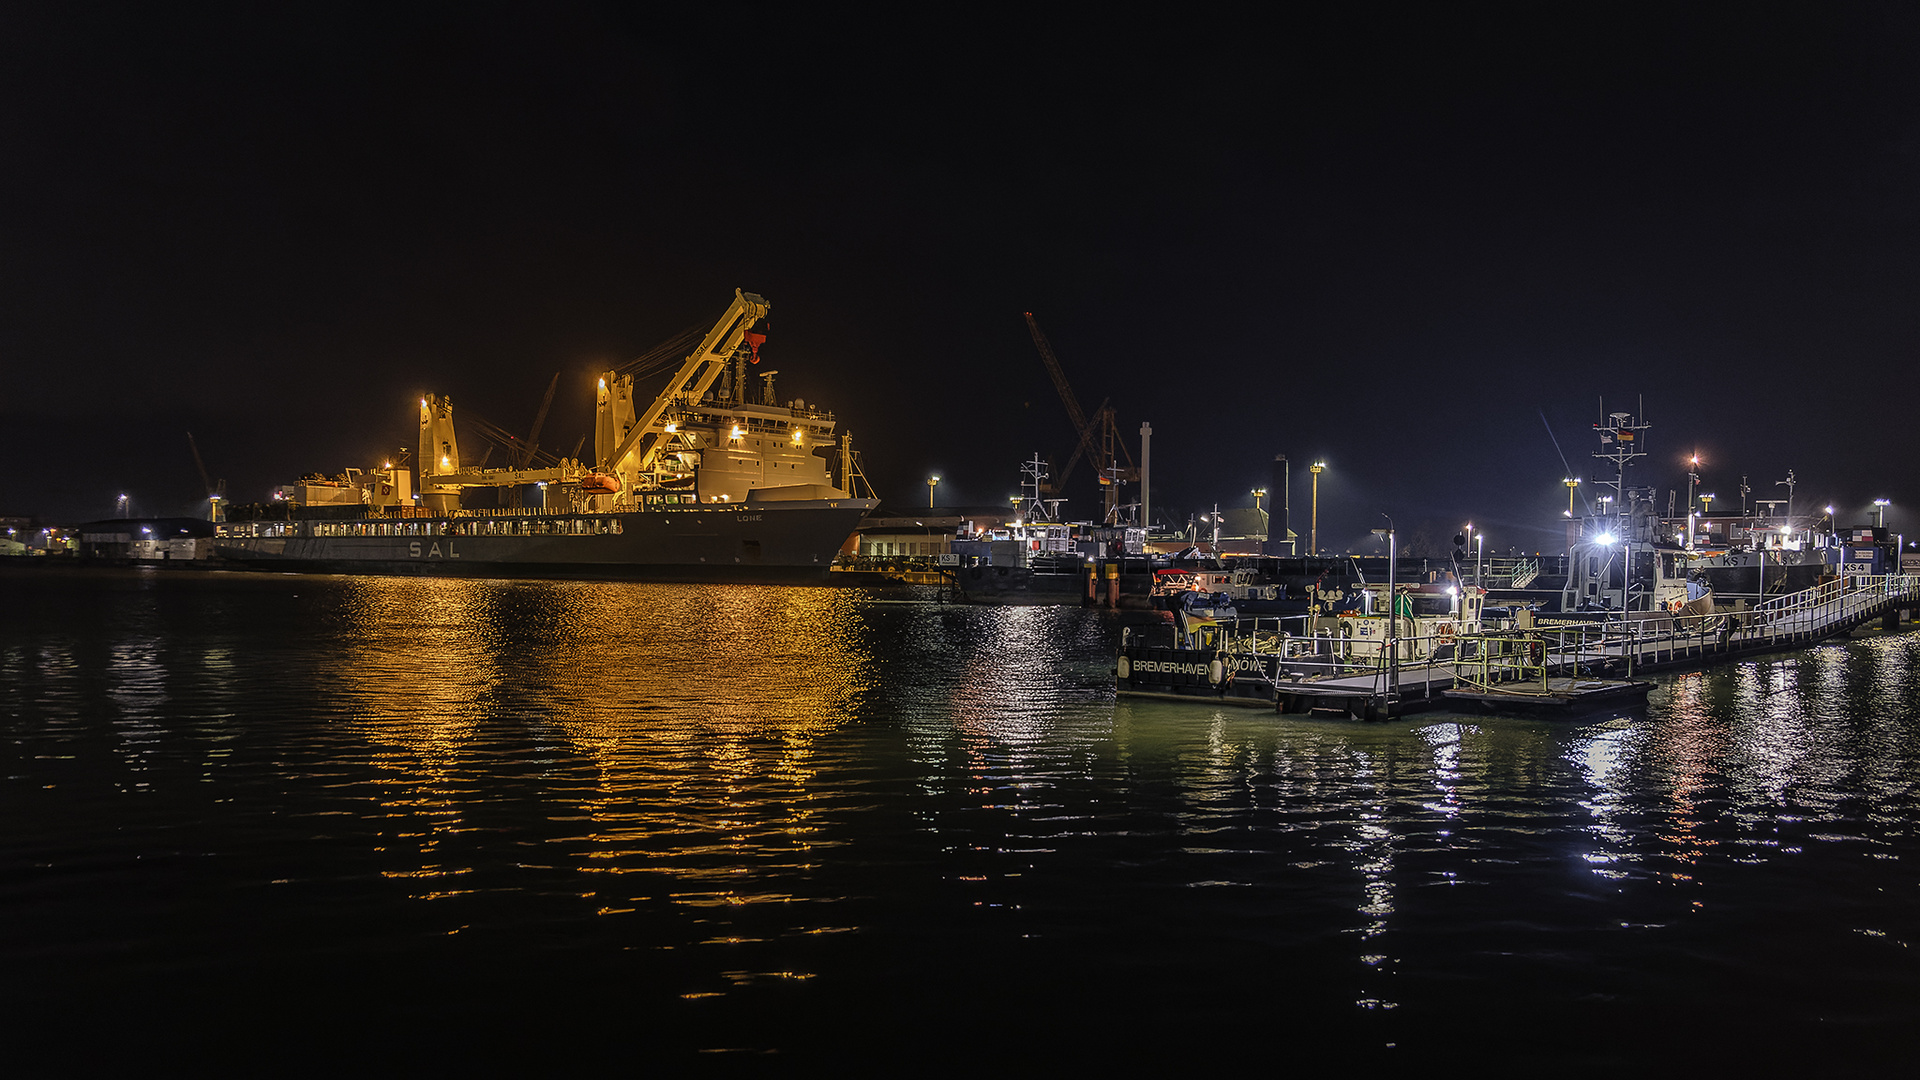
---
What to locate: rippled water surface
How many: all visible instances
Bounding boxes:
[5,568,1920,1070]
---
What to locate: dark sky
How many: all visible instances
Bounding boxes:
[5,2,1918,551]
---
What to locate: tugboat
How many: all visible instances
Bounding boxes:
[949,455,1151,605]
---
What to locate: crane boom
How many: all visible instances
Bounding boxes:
[599,289,771,479]
[187,431,215,497]
[1057,396,1110,484]
[186,431,226,521]
[517,372,560,468]
[1025,313,1105,484]
[1024,313,1141,524]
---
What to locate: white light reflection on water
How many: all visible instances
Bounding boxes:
[1413,720,1474,820]
[1567,716,1645,879]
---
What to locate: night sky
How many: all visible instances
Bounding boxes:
[5,3,1917,553]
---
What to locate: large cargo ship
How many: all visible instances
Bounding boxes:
[214,290,879,583]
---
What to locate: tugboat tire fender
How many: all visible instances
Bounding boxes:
[1207,658,1225,685]
[1116,655,1131,680]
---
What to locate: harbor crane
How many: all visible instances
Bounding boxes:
[1023,312,1138,525]
[186,431,226,522]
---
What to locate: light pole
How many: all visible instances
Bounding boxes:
[927,475,940,509]
[1372,519,1398,707]
[1563,477,1580,518]
[1686,455,1700,548]
[117,493,129,519]
[1699,492,1714,544]
[1873,498,1890,529]
[1309,461,1326,555]
[1475,531,1485,589]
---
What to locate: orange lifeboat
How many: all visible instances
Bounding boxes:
[578,474,620,495]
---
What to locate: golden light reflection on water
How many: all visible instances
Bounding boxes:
[322,578,879,913]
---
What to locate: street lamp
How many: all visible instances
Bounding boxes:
[1686,454,1700,548]
[117,493,129,519]
[1251,487,1266,512]
[927,475,940,509]
[1309,461,1326,555]
[1698,492,1714,544]
[1563,477,1580,518]
[1475,531,1485,588]
[1874,499,1890,528]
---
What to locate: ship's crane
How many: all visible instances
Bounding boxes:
[598,289,771,486]
[516,372,559,469]
[186,431,226,522]
[1023,312,1138,524]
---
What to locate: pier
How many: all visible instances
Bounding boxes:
[1124,575,1920,719]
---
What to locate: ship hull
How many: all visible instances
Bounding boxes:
[1698,549,1828,600]
[213,500,874,584]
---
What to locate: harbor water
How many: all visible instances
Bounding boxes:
[4,568,1919,1070]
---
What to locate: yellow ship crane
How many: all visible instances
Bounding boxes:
[597,289,771,490]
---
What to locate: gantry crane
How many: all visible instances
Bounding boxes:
[1024,312,1138,524]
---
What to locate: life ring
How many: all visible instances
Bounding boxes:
[1528,640,1543,663]
[1207,658,1225,685]
[1116,655,1131,680]
[1437,622,1454,639]
[1667,598,1683,613]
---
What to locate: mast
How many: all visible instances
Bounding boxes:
[1592,404,1649,520]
